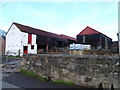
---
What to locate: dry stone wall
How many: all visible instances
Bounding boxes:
[21,54,120,88]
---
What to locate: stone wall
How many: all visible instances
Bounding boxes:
[0,37,5,55]
[21,54,120,88]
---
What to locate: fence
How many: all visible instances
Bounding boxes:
[5,50,23,56]
[2,50,22,64]
[1,54,22,64]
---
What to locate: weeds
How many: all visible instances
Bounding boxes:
[20,69,45,81]
[52,80,74,86]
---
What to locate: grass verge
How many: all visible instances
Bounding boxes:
[20,69,75,86]
[7,55,21,58]
[52,80,74,86]
[20,69,45,81]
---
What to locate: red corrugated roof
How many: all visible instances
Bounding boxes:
[60,34,76,41]
[13,22,64,40]
[13,22,76,41]
[77,26,101,35]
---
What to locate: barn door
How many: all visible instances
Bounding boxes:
[23,46,28,53]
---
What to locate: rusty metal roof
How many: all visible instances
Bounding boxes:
[77,26,101,35]
[13,22,64,40]
[60,34,76,41]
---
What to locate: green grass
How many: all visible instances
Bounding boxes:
[20,69,75,86]
[20,69,36,76]
[52,80,74,86]
[20,69,45,81]
[7,55,21,58]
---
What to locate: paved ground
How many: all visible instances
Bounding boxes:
[2,72,81,89]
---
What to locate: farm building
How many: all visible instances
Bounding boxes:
[60,34,76,44]
[112,41,118,53]
[5,22,76,56]
[0,30,6,55]
[77,26,112,50]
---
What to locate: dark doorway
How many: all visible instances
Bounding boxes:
[23,46,28,53]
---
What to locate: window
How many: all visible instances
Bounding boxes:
[31,45,34,49]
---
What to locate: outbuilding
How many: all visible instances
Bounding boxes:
[5,22,76,56]
[77,26,112,50]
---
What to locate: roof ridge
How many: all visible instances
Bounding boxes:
[13,22,56,35]
[13,22,62,36]
[85,26,100,33]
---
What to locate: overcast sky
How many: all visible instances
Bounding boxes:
[0,1,118,41]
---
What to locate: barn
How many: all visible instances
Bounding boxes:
[5,22,76,56]
[77,26,112,50]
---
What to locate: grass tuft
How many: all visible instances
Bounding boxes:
[20,69,45,81]
[7,55,21,58]
[52,80,74,86]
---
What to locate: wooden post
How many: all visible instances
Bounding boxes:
[118,2,120,55]
[46,45,48,53]
[105,37,108,50]
[46,38,49,53]
[100,34,102,49]
[118,33,120,55]
[18,49,20,57]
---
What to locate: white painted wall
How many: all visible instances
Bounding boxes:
[30,34,37,54]
[5,24,37,56]
[5,24,22,56]
[21,33,37,54]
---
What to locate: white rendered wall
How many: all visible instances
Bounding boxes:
[21,32,37,54]
[6,24,37,56]
[30,34,37,54]
[5,24,22,56]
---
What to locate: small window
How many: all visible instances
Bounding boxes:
[31,45,34,49]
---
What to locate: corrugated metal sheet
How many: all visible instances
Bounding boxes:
[13,22,64,40]
[60,34,76,41]
[77,26,101,35]
[13,22,76,42]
